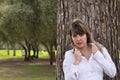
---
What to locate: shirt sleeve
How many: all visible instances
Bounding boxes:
[93,47,117,78]
[63,51,79,80]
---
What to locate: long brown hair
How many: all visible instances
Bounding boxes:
[70,18,103,52]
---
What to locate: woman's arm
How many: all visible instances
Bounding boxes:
[63,50,80,80]
[93,47,117,78]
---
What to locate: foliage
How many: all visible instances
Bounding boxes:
[0,3,35,43]
[40,0,57,50]
[0,0,57,62]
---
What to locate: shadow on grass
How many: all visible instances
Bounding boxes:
[0,58,56,80]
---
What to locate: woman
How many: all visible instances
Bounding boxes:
[63,19,117,80]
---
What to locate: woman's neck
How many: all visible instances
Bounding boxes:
[78,44,91,57]
[79,44,88,51]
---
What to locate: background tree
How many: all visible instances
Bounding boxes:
[40,0,57,65]
[0,0,57,62]
[118,0,120,49]
[56,0,120,80]
[0,2,36,60]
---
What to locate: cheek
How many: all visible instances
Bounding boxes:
[83,35,87,42]
[71,37,75,42]
[84,36,87,40]
[71,37,76,44]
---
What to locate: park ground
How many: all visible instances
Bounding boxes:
[0,58,56,80]
[0,50,119,80]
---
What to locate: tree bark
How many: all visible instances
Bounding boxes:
[56,0,120,80]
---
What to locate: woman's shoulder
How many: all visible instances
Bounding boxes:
[64,49,74,59]
[101,47,108,52]
[65,49,74,55]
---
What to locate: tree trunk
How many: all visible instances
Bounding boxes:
[56,0,120,80]
[36,46,39,58]
[13,44,16,56]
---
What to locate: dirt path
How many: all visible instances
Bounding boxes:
[0,58,56,80]
[0,58,53,66]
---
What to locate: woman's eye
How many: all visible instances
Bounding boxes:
[72,34,77,37]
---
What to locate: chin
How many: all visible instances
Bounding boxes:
[77,45,84,48]
[78,44,86,48]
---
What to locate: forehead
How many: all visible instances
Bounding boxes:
[71,31,85,37]
[70,28,85,35]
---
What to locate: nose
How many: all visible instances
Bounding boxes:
[76,35,81,41]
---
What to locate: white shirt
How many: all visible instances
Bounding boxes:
[63,47,116,80]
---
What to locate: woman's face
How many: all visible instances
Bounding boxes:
[71,33,87,49]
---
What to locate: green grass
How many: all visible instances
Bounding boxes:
[0,59,56,80]
[0,50,49,59]
[119,52,120,58]
[0,50,56,80]
[0,50,22,58]
[118,50,120,58]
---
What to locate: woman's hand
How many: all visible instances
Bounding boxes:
[91,43,99,54]
[73,48,82,65]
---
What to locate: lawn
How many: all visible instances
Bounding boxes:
[0,50,49,59]
[0,50,56,80]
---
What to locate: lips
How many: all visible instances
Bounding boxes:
[77,42,83,45]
